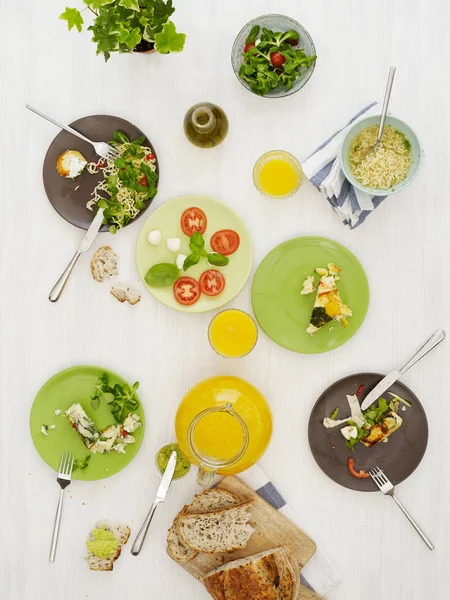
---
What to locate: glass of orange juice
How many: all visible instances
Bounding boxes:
[208,309,258,358]
[253,150,303,199]
[175,376,272,487]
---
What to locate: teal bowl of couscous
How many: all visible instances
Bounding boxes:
[340,115,422,196]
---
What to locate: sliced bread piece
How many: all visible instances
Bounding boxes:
[167,514,198,563]
[110,283,141,305]
[167,489,241,563]
[86,521,130,572]
[90,246,119,282]
[202,546,299,600]
[178,501,254,554]
[186,488,240,514]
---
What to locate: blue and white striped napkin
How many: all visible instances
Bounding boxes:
[237,465,342,598]
[302,101,386,229]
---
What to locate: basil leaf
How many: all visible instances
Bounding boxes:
[207,253,229,267]
[145,263,179,287]
[190,231,205,250]
[183,254,201,271]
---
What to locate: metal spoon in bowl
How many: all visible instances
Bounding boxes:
[364,66,396,157]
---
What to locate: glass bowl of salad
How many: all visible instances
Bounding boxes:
[231,14,317,98]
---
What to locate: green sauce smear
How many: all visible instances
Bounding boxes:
[86,526,119,559]
[157,443,190,480]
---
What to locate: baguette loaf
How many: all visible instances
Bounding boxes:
[202,546,299,600]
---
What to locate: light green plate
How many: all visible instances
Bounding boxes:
[136,195,253,313]
[252,237,370,354]
[30,366,145,481]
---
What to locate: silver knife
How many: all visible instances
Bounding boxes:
[360,330,445,410]
[48,208,105,302]
[131,450,177,556]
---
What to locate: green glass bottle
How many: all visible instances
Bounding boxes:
[184,103,229,148]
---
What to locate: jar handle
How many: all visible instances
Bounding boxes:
[197,465,216,488]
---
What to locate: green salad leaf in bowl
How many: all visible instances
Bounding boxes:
[232,14,317,98]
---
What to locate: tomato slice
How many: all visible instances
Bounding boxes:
[210,230,240,256]
[347,457,370,479]
[173,277,201,306]
[199,270,225,296]
[181,207,207,236]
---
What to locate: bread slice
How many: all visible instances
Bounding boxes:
[167,489,240,563]
[187,488,240,514]
[202,547,299,600]
[110,283,141,305]
[178,501,254,554]
[86,521,130,572]
[90,246,119,282]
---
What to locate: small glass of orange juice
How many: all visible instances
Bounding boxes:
[253,150,303,199]
[208,309,258,358]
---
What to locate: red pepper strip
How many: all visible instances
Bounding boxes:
[347,457,370,479]
[356,385,365,397]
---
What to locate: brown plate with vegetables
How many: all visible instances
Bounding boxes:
[43,115,159,232]
[308,373,428,492]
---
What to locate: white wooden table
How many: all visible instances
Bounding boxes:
[1,0,449,598]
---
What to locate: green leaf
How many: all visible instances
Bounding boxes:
[246,25,260,44]
[73,454,91,471]
[330,407,339,420]
[124,26,142,49]
[88,0,115,8]
[190,231,205,250]
[90,396,101,410]
[154,20,186,54]
[60,8,84,32]
[207,253,229,267]
[119,0,140,10]
[183,254,201,271]
[145,263,180,287]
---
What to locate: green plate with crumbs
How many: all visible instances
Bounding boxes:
[30,366,145,481]
[251,236,370,354]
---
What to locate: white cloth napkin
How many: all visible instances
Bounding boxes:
[236,464,342,598]
[302,101,386,229]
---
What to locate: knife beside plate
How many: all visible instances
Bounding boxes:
[48,208,104,302]
[131,450,177,556]
[360,330,445,410]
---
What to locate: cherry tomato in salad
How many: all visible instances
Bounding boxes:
[146,153,155,161]
[139,176,148,187]
[244,42,256,53]
[173,277,201,306]
[347,457,370,479]
[270,52,286,67]
[181,207,207,236]
[210,230,240,256]
[199,270,225,296]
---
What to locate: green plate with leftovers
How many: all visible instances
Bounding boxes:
[251,236,369,354]
[30,366,145,481]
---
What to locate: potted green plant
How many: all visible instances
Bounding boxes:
[60,0,186,61]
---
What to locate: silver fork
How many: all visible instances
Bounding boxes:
[49,451,75,563]
[370,467,434,550]
[26,104,120,161]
